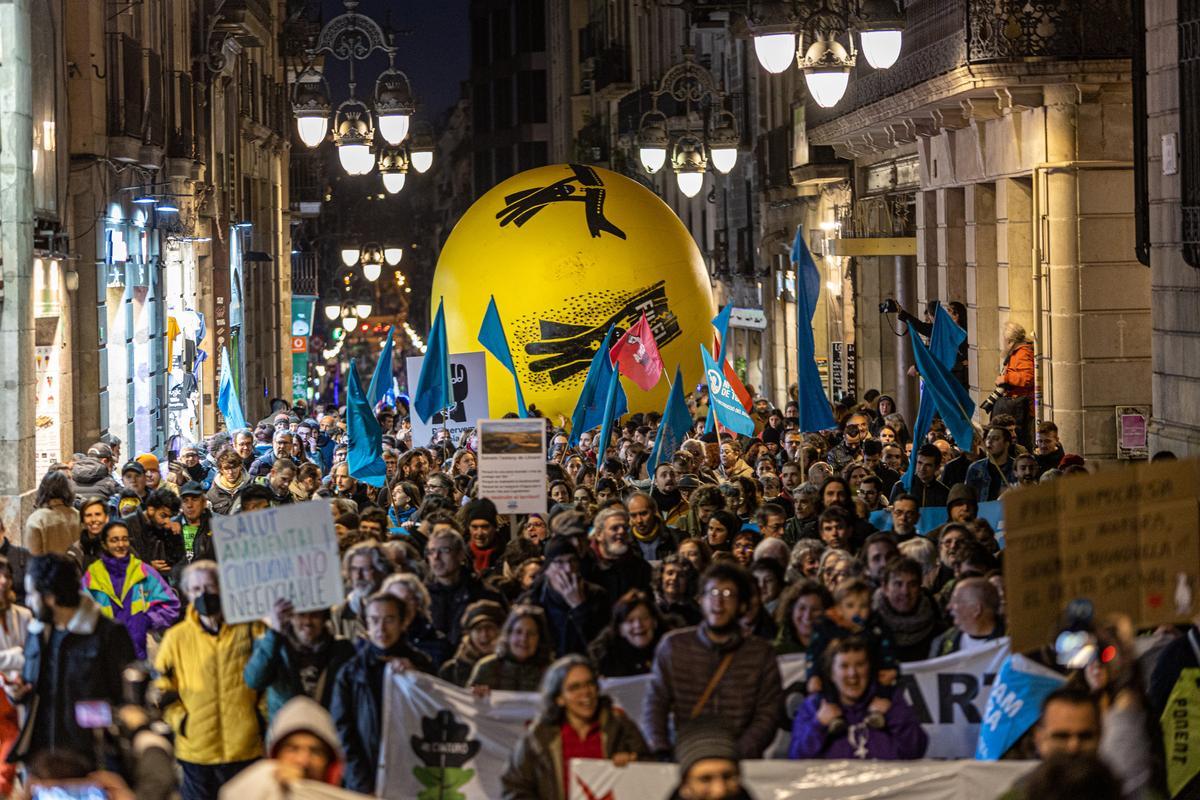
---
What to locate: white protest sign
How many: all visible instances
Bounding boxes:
[476,418,548,515]
[212,499,343,625]
[569,758,1037,800]
[379,641,1011,798]
[405,351,489,447]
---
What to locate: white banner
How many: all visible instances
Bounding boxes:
[569,758,1037,800]
[406,352,489,448]
[213,499,343,624]
[379,641,1010,798]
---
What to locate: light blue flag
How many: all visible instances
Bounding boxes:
[414,299,453,424]
[367,326,395,407]
[701,345,755,437]
[217,346,247,431]
[568,326,628,446]
[346,358,387,488]
[976,655,1066,759]
[477,295,528,418]
[648,365,692,473]
[596,362,622,467]
[703,305,734,434]
[792,227,837,432]
[903,303,973,490]
[909,320,976,456]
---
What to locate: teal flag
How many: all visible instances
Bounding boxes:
[568,325,628,446]
[701,345,755,437]
[792,227,837,432]
[648,365,691,473]
[346,358,387,487]
[477,295,528,418]
[703,304,734,435]
[367,325,395,407]
[217,346,247,431]
[414,299,453,424]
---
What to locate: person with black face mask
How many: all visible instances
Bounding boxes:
[12,553,135,770]
[154,561,266,800]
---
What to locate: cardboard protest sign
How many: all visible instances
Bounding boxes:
[212,499,343,624]
[476,418,548,515]
[1003,459,1200,653]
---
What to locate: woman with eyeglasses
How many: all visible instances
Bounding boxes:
[501,655,647,800]
[81,520,180,660]
[818,548,860,593]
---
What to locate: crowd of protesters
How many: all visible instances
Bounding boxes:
[0,369,1187,800]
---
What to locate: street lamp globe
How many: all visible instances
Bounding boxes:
[800,37,855,108]
[859,29,903,69]
[355,302,373,318]
[323,302,341,320]
[410,149,434,173]
[382,172,406,193]
[342,313,359,332]
[637,112,670,174]
[292,75,332,148]
[673,135,707,198]
[708,112,740,175]
[374,68,416,146]
[340,247,361,267]
[362,262,382,282]
[753,32,797,74]
[384,247,403,266]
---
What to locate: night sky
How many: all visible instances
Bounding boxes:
[320,0,471,121]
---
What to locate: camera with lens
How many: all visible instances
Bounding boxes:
[980,387,1004,414]
[878,298,899,314]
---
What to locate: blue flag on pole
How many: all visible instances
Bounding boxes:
[346,358,387,487]
[568,326,628,447]
[217,346,247,431]
[648,365,691,473]
[901,304,976,489]
[367,325,395,407]
[701,345,756,437]
[976,655,1066,760]
[703,305,734,435]
[414,299,453,424]
[792,226,837,432]
[477,295,528,418]
[596,361,622,467]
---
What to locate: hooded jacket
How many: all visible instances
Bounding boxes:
[789,688,927,760]
[154,607,266,765]
[218,696,354,799]
[243,627,356,719]
[83,554,180,660]
[71,457,122,505]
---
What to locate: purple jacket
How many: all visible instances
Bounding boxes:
[82,554,180,660]
[789,690,928,760]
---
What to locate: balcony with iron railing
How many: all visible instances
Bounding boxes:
[291,252,319,297]
[807,0,1134,127]
[106,33,143,141]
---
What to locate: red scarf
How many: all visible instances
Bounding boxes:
[469,542,496,575]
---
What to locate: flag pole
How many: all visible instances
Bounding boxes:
[714,420,728,481]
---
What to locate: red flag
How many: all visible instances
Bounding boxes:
[723,358,753,410]
[609,312,664,392]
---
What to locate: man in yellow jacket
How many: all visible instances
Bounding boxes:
[155,560,265,800]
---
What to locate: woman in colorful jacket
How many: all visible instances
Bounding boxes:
[82,520,180,660]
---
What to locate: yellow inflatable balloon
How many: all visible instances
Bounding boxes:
[431,164,716,422]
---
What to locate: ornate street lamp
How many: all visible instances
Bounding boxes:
[361,243,384,282]
[636,48,740,196]
[289,0,433,183]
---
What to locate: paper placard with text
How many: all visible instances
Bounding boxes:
[1003,459,1200,653]
[212,499,343,624]
[406,351,489,448]
[476,418,548,516]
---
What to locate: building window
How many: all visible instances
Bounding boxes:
[1180,0,1200,266]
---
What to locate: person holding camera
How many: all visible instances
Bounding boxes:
[982,322,1036,450]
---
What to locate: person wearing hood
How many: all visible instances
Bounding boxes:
[13,554,136,769]
[206,449,251,516]
[177,446,216,490]
[244,598,356,720]
[219,696,359,798]
[789,636,927,760]
[501,654,647,800]
[154,561,266,800]
[331,592,433,794]
[82,520,180,660]
[870,395,898,436]
[583,507,652,602]
[71,453,122,506]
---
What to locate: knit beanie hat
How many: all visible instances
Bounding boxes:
[675,719,739,779]
[464,498,499,527]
